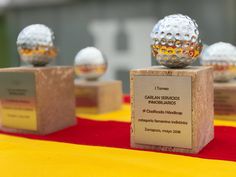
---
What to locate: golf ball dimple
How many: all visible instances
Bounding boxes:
[201,42,236,82]
[74,47,107,80]
[17,24,57,66]
[151,14,202,68]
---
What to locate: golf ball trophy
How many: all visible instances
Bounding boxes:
[201,42,236,120]
[0,24,76,135]
[130,14,214,154]
[74,47,122,114]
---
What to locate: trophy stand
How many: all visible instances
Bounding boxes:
[214,81,236,120]
[74,47,122,114]
[130,14,214,154]
[0,24,76,135]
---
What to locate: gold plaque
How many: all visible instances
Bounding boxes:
[134,75,192,149]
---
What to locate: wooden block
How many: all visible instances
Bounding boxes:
[75,80,122,114]
[130,66,214,154]
[0,66,76,135]
[214,81,236,120]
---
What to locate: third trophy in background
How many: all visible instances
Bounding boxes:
[74,47,122,114]
[201,42,236,120]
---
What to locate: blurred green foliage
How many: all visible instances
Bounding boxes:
[0,16,10,68]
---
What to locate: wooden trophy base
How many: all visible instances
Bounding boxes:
[75,80,122,114]
[214,81,236,120]
[0,66,76,135]
[130,66,214,154]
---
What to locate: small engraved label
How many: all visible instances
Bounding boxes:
[134,75,192,149]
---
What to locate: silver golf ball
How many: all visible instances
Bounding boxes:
[151,14,202,68]
[201,42,236,82]
[17,24,57,66]
[74,47,107,80]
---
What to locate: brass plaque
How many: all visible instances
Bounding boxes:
[134,75,192,149]
[0,72,37,130]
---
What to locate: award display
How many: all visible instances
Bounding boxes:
[74,47,122,114]
[201,42,236,120]
[0,24,76,134]
[130,14,214,154]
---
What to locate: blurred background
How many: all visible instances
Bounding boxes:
[0,0,235,93]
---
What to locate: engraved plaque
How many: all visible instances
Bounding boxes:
[134,75,192,149]
[0,72,37,130]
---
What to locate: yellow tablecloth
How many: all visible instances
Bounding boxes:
[0,104,236,177]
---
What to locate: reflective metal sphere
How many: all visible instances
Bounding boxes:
[151,14,202,68]
[74,47,107,80]
[17,24,57,66]
[201,42,236,82]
